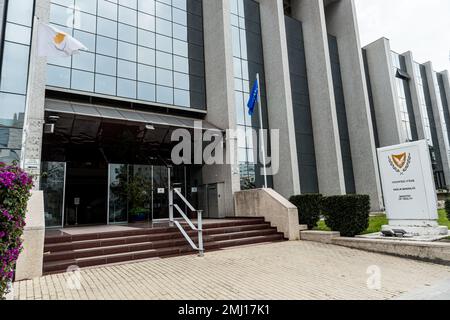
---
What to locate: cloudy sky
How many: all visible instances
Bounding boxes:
[354,0,450,72]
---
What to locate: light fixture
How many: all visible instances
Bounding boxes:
[145,124,155,130]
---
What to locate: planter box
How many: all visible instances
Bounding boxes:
[300,230,341,244]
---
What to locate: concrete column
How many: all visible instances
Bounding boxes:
[15,191,45,281]
[20,0,50,189]
[403,51,427,141]
[442,70,450,117]
[363,38,404,146]
[325,0,383,210]
[0,0,6,69]
[291,0,346,196]
[202,0,241,216]
[255,0,300,198]
[424,62,450,186]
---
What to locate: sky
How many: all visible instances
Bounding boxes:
[354,0,450,72]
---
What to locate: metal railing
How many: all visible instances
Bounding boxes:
[168,167,204,257]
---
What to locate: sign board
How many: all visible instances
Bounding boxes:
[377,140,438,222]
[191,187,198,193]
[24,159,40,170]
[157,188,165,194]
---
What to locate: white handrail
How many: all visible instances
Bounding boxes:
[168,168,204,256]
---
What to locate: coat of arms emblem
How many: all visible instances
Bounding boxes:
[388,152,411,174]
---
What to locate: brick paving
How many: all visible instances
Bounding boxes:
[13,241,450,300]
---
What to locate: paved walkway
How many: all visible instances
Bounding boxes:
[13,241,450,300]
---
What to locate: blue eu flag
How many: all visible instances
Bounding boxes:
[247,79,259,116]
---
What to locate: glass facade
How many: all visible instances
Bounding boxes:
[285,15,318,194]
[47,0,206,110]
[328,35,355,194]
[230,0,272,190]
[0,0,34,163]
[391,52,418,142]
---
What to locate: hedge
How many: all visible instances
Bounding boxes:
[0,162,33,300]
[321,195,370,237]
[289,194,322,230]
[445,199,450,221]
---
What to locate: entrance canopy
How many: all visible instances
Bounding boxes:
[43,99,222,165]
[45,99,221,131]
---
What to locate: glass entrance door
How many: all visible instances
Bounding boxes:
[41,162,66,228]
[107,165,189,223]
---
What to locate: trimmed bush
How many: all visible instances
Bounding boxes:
[321,195,370,237]
[289,194,323,230]
[0,162,33,300]
[445,199,450,221]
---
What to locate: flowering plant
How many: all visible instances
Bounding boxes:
[0,162,33,299]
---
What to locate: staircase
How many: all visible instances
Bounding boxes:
[43,218,285,274]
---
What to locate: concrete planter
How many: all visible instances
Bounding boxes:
[5,281,14,300]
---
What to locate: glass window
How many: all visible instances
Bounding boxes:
[118,60,137,79]
[6,0,34,26]
[96,55,117,76]
[97,36,117,57]
[0,42,30,94]
[138,82,156,101]
[156,68,173,87]
[156,85,173,104]
[0,93,26,127]
[95,74,116,95]
[45,0,206,109]
[97,17,118,38]
[72,52,95,72]
[117,78,137,98]
[4,23,32,45]
[47,65,71,88]
[98,0,118,20]
[138,64,156,83]
[71,70,95,92]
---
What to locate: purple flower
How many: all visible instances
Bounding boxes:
[1,209,13,221]
[0,231,5,238]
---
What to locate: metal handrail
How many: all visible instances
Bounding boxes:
[168,167,204,256]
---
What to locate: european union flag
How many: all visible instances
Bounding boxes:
[247,79,259,116]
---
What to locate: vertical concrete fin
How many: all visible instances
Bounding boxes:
[403,51,427,141]
[257,0,301,197]
[202,0,241,216]
[363,38,403,147]
[325,0,382,210]
[291,0,346,196]
[424,61,450,186]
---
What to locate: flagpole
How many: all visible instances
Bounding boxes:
[256,73,268,189]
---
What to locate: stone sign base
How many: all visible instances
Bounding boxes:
[382,220,448,237]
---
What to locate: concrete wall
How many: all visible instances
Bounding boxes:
[20,0,50,189]
[424,62,450,186]
[234,188,300,240]
[325,0,383,210]
[291,0,346,196]
[201,0,241,217]
[363,38,403,147]
[255,0,301,199]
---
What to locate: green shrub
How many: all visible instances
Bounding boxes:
[321,195,370,237]
[445,199,450,221]
[289,194,323,230]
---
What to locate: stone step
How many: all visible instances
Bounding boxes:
[43,233,285,274]
[43,229,279,263]
[44,223,274,253]
[44,218,267,244]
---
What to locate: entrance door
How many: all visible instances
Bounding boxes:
[41,162,66,228]
[152,165,169,220]
[65,161,108,226]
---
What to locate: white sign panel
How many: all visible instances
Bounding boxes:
[377,140,438,222]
